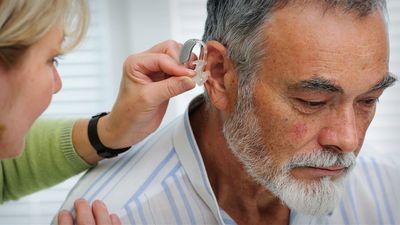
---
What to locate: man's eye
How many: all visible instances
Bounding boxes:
[359,98,379,107]
[297,99,326,108]
[293,98,327,114]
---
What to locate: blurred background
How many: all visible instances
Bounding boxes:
[0,0,398,224]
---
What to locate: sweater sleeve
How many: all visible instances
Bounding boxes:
[0,119,93,203]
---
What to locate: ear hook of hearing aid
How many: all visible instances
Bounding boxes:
[179,39,208,86]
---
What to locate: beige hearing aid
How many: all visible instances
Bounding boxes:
[180,39,208,86]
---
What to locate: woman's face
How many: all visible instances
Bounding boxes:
[0,26,63,158]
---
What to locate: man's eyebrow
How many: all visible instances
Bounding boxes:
[288,76,343,93]
[368,72,397,92]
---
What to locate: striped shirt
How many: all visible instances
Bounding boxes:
[55,98,400,225]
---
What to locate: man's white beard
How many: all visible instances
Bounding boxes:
[222,96,356,215]
[264,151,355,215]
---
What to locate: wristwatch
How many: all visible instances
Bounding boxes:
[87,112,131,158]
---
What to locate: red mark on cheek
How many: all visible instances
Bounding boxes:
[292,123,308,139]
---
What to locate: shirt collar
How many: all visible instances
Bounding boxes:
[172,95,226,224]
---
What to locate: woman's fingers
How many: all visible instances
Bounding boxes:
[144,40,200,69]
[145,40,183,61]
[58,199,121,225]
[92,200,113,225]
[145,76,196,105]
[125,53,195,83]
[110,214,122,225]
[57,210,74,225]
[74,198,96,225]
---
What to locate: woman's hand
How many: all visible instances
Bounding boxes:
[97,40,196,149]
[71,40,196,164]
[58,199,121,225]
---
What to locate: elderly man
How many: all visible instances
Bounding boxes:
[56,0,399,224]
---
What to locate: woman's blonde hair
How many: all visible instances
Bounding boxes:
[0,0,89,69]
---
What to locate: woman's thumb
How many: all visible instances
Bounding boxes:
[149,76,196,104]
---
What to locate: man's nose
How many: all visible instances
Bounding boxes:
[318,108,359,153]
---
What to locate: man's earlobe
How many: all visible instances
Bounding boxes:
[204,41,234,111]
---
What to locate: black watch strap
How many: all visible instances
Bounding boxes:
[88,112,131,158]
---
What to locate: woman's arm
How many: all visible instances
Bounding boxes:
[0,119,92,203]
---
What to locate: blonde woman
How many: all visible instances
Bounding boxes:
[0,0,196,224]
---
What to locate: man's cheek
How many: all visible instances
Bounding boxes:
[291,122,308,140]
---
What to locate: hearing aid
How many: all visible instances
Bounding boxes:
[180,39,208,86]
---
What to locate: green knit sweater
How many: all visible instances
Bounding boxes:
[0,119,93,203]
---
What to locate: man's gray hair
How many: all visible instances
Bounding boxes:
[202,0,387,106]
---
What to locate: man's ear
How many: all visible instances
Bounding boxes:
[204,41,236,111]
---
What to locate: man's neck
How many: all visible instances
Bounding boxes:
[189,98,290,225]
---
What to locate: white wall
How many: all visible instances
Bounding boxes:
[0,0,398,224]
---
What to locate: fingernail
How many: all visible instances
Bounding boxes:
[94,199,106,207]
[180,77,195,90]
[110,214,121,224]
[76,198,85,203]
[59,209,69,216]
[187,69,196,76]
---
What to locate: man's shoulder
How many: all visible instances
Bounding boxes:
[54,114,220,225]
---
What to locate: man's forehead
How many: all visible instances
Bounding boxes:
[259,2,389,87]
[265,2,387,43]
[269,0,385,18]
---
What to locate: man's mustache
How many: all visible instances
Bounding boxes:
[286,149,356,170]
